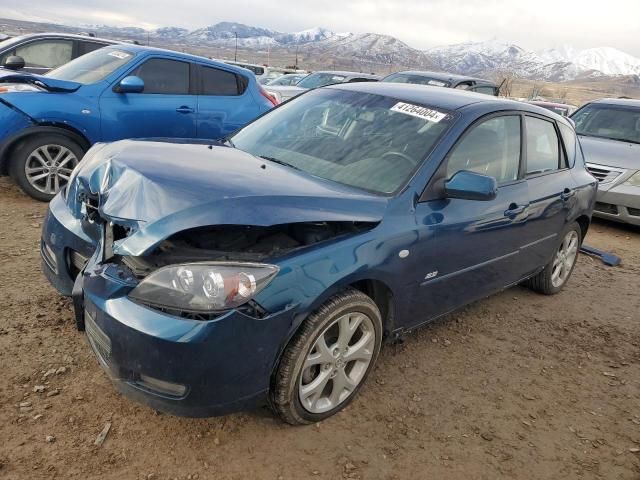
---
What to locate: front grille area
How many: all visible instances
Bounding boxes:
[594,202,619,215]
[85,310,112,366]
[628,207,640,217]
[67,249,89,279]
[586,163,626,183]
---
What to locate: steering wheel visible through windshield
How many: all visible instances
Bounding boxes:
[46,48,135,84]
[230,88,454,194]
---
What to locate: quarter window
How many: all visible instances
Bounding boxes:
[525,117,561,174]
[131,58,190,94]
[200,66,244,95]
[446,115,521,184]
[558,123,577,167]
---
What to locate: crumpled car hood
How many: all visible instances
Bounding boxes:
[0,69,81,92]
[69,139,388,256]
[579,135,640,170]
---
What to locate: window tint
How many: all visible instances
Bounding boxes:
[13,40,73,69]
[473,86,497,96]
[558,123,577,167]
[525,116,560,174]
[79,41,107,55]
[447,116,521,184]
[200,66,243,95]
[131,58,190,94]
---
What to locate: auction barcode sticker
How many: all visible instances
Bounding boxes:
[390,102,447,123]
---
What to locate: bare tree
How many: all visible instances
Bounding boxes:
[491,69,515,97]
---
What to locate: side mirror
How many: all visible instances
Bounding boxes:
[116,75,144,93]
[445,170,498,201]
[3,55,25,71]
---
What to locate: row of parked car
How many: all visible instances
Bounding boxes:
[0,30,638,425]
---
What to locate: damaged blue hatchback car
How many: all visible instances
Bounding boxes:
[41,83,597,424]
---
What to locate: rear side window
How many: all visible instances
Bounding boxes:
[558,123,577,167]
[132,58,190,94]
[447,115,521,184]
[200,66,246,95]
[79,41,107,56]
[525,117,561,174]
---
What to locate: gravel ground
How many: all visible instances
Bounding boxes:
[0,177,639,480]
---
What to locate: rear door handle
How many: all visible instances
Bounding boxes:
[504,203,528,218]
[561,188,576,200]
[176,106,195,114]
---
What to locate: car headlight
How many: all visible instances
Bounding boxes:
[623,171,640,187]
[0,84,42,93]
[128,262,279,313]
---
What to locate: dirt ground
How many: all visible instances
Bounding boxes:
[0,177,639,480]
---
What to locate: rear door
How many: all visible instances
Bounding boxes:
[99,57,197,141]
[518,114,578,273]
[196,64,260,139]
[407,114,530,325]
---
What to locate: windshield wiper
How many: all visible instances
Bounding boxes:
[578,133,640,145]
[257,155,301,170]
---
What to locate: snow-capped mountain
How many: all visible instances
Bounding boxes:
[538,46,640,76]
[276,27,344,45]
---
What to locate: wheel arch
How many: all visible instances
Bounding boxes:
[0,124,91,175]
[574,214,590,243]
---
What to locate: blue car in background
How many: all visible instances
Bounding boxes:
[41,83,597,424]
[0,44,276,200]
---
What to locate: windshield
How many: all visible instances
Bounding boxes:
[268,74,305,86]
[46,48,134,84]
[297,72,347,89]
[383,73,450,88]
[572,104,640,144]
[230,88,454,194]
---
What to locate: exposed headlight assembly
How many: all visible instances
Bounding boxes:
[623,171,640,187]
[129,263,279,313]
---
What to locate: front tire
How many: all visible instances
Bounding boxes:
[525,222,582,295]
[271,289,383,425]
[9,134,85,202]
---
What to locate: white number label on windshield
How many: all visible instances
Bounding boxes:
[390,102,447,123]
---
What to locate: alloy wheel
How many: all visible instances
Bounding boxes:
[24,144,78,195]
[299,312,376,414]
[551,230,579,288]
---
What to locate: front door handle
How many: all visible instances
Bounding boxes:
[504,203,527,218]
[176,106,195,114]
[561,188,576,200]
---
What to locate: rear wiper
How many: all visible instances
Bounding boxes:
[257,155,301,170]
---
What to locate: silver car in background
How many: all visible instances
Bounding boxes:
[264,73,308,86]
[572,98,640,225]
[265,70,380,103]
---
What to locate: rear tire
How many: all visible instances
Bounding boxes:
[525,221,582,295]
[9,134,85,202]
[270,289,383,425]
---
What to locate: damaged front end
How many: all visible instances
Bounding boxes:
[51,139,385,324]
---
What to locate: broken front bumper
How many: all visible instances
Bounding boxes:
[592,184,640,226]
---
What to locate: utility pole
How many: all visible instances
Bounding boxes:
[295,45,299,69]
[234,32,238,62]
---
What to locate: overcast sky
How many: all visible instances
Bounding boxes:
[1,0,639,55]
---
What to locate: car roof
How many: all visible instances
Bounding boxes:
[2,32,118,45]
[312,70,381,80]
[386,70,496,86]
[588,98,640,108]
[101,44,256,76]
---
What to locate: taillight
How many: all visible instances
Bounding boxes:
[259,86,279,107]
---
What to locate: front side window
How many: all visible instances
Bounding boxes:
[446,116,521,184]
[571,104,640,144]
[525,116,561,174]
[200,66,243,95]
[47,48,134,84]
[10,39,73,69]
[79,41,107,55]
[131,58,190,94]
[231,89,454,194]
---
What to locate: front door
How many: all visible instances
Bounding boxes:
[406,114,530,326]
[99,57,197,141]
